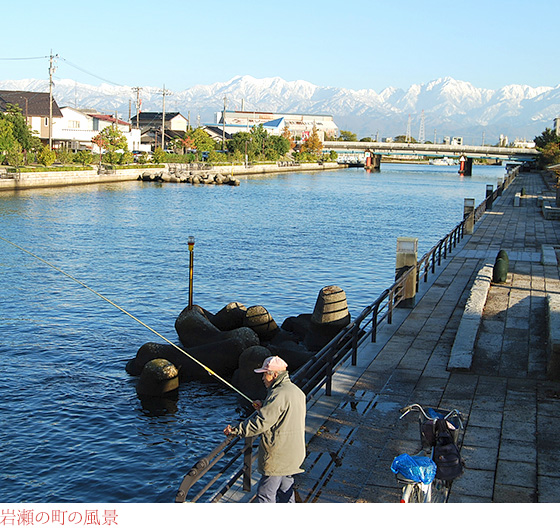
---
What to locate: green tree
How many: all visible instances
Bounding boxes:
[338,130,358,142]
[300,124,323,159]
[190,127,217,156]
[4,104,42,163]
[534,128,560,149]
[534,128,560,167]
[394,134,418,143]
[0,117,18,164]
[92,126,129,165]
[227,132,255,161]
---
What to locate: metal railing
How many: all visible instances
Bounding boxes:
[174,167,519,503]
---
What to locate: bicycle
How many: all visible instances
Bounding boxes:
[391,403,464,503]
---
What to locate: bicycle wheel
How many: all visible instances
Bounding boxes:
[402,483,427,503]
[429,479,450,503]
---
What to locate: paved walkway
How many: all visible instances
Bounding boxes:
[294,169,560,503]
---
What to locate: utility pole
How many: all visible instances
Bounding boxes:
[222,96,227,150]
[132,87,142,129]
[48,51,58,149]
[161,85,171,151]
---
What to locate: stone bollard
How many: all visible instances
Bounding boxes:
[137,358,179,396]
[497,177,503,196]
[395,237,418,308]
[463,198,475,235]
[486,184,494,210]
[492,250,509,283]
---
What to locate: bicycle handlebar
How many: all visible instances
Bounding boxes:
[399,403,463,428]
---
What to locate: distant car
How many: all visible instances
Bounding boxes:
[132,150,151,162]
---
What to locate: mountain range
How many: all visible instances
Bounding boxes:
[1,75,559,143]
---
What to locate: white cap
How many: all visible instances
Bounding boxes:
[254,356,288,373]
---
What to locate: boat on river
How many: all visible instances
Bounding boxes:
[429,156,455,166]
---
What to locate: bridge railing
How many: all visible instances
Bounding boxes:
[174,168,518,503]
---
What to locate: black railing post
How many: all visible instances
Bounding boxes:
[243,437,254,492]
[326,347,333,396]
[351,323,359,364]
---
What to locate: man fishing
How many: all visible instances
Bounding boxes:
[224,355,306,503]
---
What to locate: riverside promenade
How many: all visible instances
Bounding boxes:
[294,169,560,503]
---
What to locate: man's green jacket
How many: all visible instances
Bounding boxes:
[233,371,306,477]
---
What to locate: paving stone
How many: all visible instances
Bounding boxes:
[498,438,537,463]
[496,460,537,488]
[462,425,501,449]
[461,444,498,471]
[493,484,537,502]
[450,468,495,498]
[538,475,560,502]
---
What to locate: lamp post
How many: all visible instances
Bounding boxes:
[188,236,195,309]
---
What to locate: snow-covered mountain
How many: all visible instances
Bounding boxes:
[1,75,558,142]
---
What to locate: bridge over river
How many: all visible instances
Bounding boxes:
[323,140,540,175]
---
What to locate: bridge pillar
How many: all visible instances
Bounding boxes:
[459,155,473,176]
[365,152,381,171]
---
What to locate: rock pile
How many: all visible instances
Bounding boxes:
[126,285,351,400]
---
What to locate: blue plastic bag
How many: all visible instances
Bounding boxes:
[391,453,437,484]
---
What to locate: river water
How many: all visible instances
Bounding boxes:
[0,163,504,502]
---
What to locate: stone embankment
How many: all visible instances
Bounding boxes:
[0,161,341,191]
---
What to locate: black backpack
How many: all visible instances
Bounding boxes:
[432,419,464,481]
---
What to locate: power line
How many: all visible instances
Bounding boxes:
[0,56,48,61]
[58,56,123,87]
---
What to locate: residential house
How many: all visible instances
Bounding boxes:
[51,108,142,152]
[213,110,338,141]
[130,111,189,149]
[0,90,63,143]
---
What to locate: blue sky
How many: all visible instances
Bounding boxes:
[1,0,557,92]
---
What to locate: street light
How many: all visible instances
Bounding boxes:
[188,236,195,309]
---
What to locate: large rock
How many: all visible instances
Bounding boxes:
[210,302,247,331]
[127,326,259,381]
[175,305,221,347]
[126,342,184,377]
[281,314,312,341]
[232,345,272,402]
[136,358,179,396]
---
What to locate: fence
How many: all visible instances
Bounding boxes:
[174,165,519,503]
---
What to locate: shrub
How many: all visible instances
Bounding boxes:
[37,145,56,166]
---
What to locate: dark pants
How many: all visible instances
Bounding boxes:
[256,475,295,503]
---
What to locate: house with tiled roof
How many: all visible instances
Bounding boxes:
[0,90,63,143]
[51,107,142,152]
[130,112,188,133]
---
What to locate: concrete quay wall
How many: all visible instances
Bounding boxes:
[0,162,342,192]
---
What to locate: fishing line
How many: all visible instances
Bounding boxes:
[0,235,254,404]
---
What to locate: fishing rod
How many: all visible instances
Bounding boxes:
[0,235,254,404]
